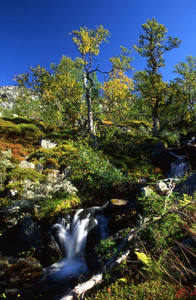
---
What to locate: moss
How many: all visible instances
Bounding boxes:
[7,166,46,183]
[36,194,81,218]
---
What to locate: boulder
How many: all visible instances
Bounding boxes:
[174,172,196,196]
[0,217,62,268]
[39,139,57,149]
[0,199,35,226]
[0,256,43,285]
[0,255,43,299]
[19,160,34,169]
[102,199,140,238]
[156,180,170,194]
[0,86,21,110]
[141,186,156,197]
[151,142,177,174]
[35,162,43,173]
[19,217,43,250]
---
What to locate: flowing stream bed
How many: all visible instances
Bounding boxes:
[36,206,110,298]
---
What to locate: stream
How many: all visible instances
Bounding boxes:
[36,206,110,298]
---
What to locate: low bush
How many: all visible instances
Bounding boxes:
[0,140,28,163]
[69,146,130,192]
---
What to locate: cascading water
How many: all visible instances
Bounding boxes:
[42,206,109,286]
[169,153,190,178]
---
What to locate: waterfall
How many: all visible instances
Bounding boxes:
[169,153,189,178]
[43,206,109,284]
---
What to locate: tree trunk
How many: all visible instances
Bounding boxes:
[152,113,159,137]
[83,71,96,136]
[86,90,95,135]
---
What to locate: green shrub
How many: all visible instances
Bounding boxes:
[0,149,15,191]
[7,166,45,182]
[159,129,180,147]
[69,147,130,191]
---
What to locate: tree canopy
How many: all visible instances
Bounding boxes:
[12,20,196,137]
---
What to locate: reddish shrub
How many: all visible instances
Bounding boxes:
[0,140,28,163]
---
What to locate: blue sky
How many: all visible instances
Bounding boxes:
[0,0,196,86]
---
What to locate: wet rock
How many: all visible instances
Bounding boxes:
[0,256,43,298]
[174,172,196,196]
[0,217,43,257]
[0,217,62,269]
[103,199,140,237]
[36,232,62,267]
[19,217,42,250]
[151,142,166,158]
[104,199,131,216]
[151,142,176,174]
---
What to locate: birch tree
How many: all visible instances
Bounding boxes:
[71,26,133,136]
[134,18,181,136]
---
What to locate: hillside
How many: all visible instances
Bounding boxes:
[0,106,195,299]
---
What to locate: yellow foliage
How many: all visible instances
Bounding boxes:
[135,251,152,266]
[72,25,110,56]
[101,70,133,111]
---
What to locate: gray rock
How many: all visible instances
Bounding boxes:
[0,199,34,225]
[174,172,196,196]
[151,142,166,158]
[35,162,43,173]
[141,186,156,197]
[62,166,71,178]
[6,188,18,198]
[19,160,34,169]
[0,86,38,112]
[0,86,21,110]
[19,216,42,250]
[39,139,57,149]
[0,256,43,289]
[156,180,170,194]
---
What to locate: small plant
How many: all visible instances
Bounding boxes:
[18,246,36,258]
[95,238,117,261]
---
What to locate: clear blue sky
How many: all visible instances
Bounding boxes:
[1,0,196,86]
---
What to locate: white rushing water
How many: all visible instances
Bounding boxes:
[169,154,189,178]
[43,207,109,284]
